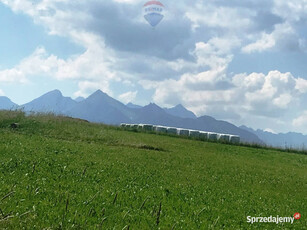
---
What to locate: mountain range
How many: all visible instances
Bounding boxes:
[240,126,307,149]
[2,89,307,148]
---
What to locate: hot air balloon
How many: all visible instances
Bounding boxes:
[143,1,165,28]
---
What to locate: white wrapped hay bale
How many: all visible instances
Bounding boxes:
[218,134,230,142]
[131,124,139,129]
[120,123,126,128]
[167,127,177,135]
[199,131,208,140]
[229,135,240,144]
[177,128,189,136]
[155,126,167,133]
[189,130,200,138]
[143,124,154,131]
[208,132,218,141]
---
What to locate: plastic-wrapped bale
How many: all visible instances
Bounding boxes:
[177,128,189,136]
[138,124,145,130]
[189,130,200,138]
[125,124,131,129]
[167,127,177,135]
[199,131,208,140]
[208,132,218,141]
[155,126,167,133]
[143,124,154,131]
[120,123,126,128]
[131,124,139,129]
[229,135,240,144]
[218,134,230,142]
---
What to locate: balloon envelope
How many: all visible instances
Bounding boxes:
[143,1,164,27]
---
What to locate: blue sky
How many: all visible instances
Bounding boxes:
[1,0,307,134]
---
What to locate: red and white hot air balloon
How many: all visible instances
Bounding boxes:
[143,1,165,27]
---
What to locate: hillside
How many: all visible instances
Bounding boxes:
[0,111,306,229]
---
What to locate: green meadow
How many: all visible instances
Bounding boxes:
[0,111,306,229]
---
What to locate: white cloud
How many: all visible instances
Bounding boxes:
[0,42,119,93]
[242,32,276,53]
[118,91,138,104]
[273,0,307,22]
[0,45,111,81]
[272,93,292,109]
[295,77,307,93]
[232,73,265,91]
[0,89,5,96]
[0,47,52,83]
[0,68,27,84]
[0,47,56,83]
[242,23,295,53]
[186,3,253,31]
[55,36,116,81]
[240,71,297,112]
[193,40,236,69]
[293,111,307,131]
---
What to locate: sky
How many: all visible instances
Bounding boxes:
[1,0,307,134]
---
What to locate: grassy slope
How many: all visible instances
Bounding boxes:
[0,111,306,229]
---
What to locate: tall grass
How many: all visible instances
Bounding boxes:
[0,111,306,229]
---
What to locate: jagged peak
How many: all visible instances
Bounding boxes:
[174,104,185,109]
[43,89,63,98]
[88,89,109,98]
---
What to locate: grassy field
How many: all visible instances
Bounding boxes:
[0,111,306,229]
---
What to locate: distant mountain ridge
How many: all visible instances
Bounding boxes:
[0,96,17,110]
[20,90,77,114]
[240,126,307,149]
[0,89,264,144]
[127,102,197,119]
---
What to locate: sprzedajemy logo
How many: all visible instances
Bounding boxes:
[247,213,301,224]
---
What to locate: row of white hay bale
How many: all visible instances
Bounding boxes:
[120,123,240,144]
